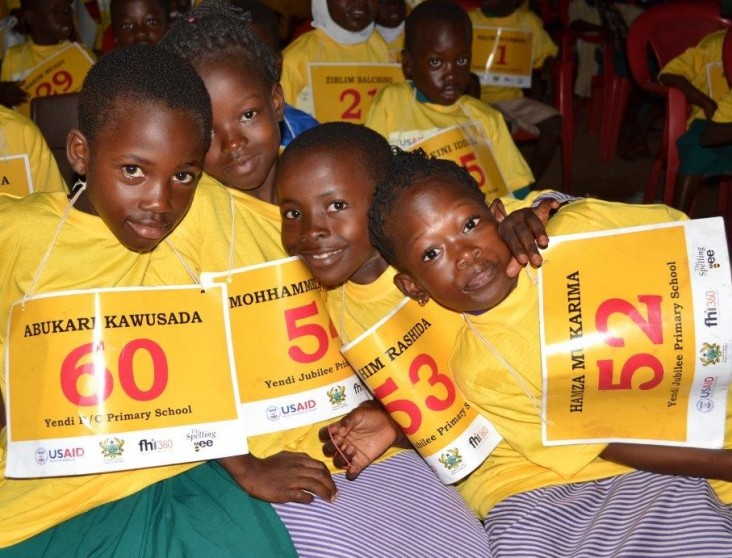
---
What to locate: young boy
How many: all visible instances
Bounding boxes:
[375,0,406,61]
[0,44,295,557]
[658,29,732,213]
[327,147,732,556]
[365,0,535,199]
[468,0,561,184]
[109,0,169,47]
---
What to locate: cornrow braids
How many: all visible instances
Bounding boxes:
[159,0,280,84]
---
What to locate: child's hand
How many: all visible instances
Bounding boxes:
[319,400,402,480]
[494,198,557,277]
[701,96,719,120]
[218,452,337,504]
[0,81,27,108]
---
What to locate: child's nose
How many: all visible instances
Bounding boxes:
[221,127,248,153]
[300,212,328,239]
[456,244,480,269]
[141,181,173,214]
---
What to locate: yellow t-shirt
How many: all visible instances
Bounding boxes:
[365,81,534,197]
[468,8,558,104]
[659,30,728,125]
[0,40,96,82]
[281,28,392,116]
[0,192,199,547]
[450,199,710,519]
[0,106,67,195]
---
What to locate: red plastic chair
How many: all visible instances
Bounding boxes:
[626,2,732,206]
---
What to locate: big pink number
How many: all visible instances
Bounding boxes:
[459,153,486,187]
[373,377,422,435]
[60,339,168,405]
[340,88,362,120]
[285,301,335,363]
[597,354,664,390]
[595,295,663,347]
[408,353,456,411]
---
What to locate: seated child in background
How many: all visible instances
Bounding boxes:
[276,121,561,557]
[366,0,535,199]
[109,0,169,47]
[0,104,67,194]
[231,0,319,150]
[326,147,732,556]
[375,0,406,61]
[0,44,296,557]
[468,0,561,185]
[659,29,732,213]
[280,0,391,117]
[0,0,95,106]
[168,0,191,21]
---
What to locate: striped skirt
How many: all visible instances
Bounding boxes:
[273,450,491,557]
[484,470,732,557]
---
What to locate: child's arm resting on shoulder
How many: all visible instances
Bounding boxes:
[217,452,337,503]
[600,443,732,482]
[319,400,409,480]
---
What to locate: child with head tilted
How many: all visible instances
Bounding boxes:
[365,0,535,199]
[280,0,391,117]
[0,44,297,557]
[109,0,169,47]
[0,0,96,107]
[468,0,561,185]
[276,121,563,557]
[326,148,732,556]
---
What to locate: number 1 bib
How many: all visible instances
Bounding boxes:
[471,26,533,88]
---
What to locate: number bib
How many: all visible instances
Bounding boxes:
[539,217,732,448]
[0,154,33,196]
[472,26,533,88]
[706,61,729,100]
[342,298,502,484]
[5,285,246,478]
[409,125,510,199]
[201,257,370,436]
[308,62,404,123]
[16,43,94,116]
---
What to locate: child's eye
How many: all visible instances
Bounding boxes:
[428,58,441,68]
[421,247,441,261]
[282,208,301,219]
[121,22,134,31]
[145,17,160,27]
[240,110,257,122]
[173,172,196,185]
[122,165,144,179]
[326,200,348,212]
[457,56,470,66]
[463,216,480,232]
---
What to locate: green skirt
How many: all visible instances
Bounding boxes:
[0,462,297,557]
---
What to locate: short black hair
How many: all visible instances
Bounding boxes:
[404,0,471,54]
[230,0,280,51]
[110,0,171,23]
[368,147,484,268]
[78,44,212,150]
[159,0,280,85]
[278,122,392,191]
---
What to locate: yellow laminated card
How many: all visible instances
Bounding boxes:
[0,154,33,196]
[539,218,732,448]
[472,26,533,88]
[201,257,370,436]
[706,61,729,100]
[16,43,94,116]
[5,284,246,478]
[342,297,502,484]
[308,62,404,123]
[409,125,510,200]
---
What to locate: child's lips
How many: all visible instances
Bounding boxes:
[463,262,497,292]
[127,220,169,241]
[300,248,346,267]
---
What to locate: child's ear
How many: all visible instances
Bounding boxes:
[394,272,430,305]
[488,198,508,223]
[271,82,285,122]
[401,50,413,80]
[67,129,90,176]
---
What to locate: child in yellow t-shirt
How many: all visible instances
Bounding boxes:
[376,0,406,62]
[366,0,534,198]
[468,0,561,184]
[280,0,391,116]
[658,29,732,213]
[0,44,295,557]
[0,104,67,193]
[329,148,732,556]
[109,0,169,47]
[0,0,96,106]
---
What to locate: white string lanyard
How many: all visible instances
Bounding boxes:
[461,267,551,425]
